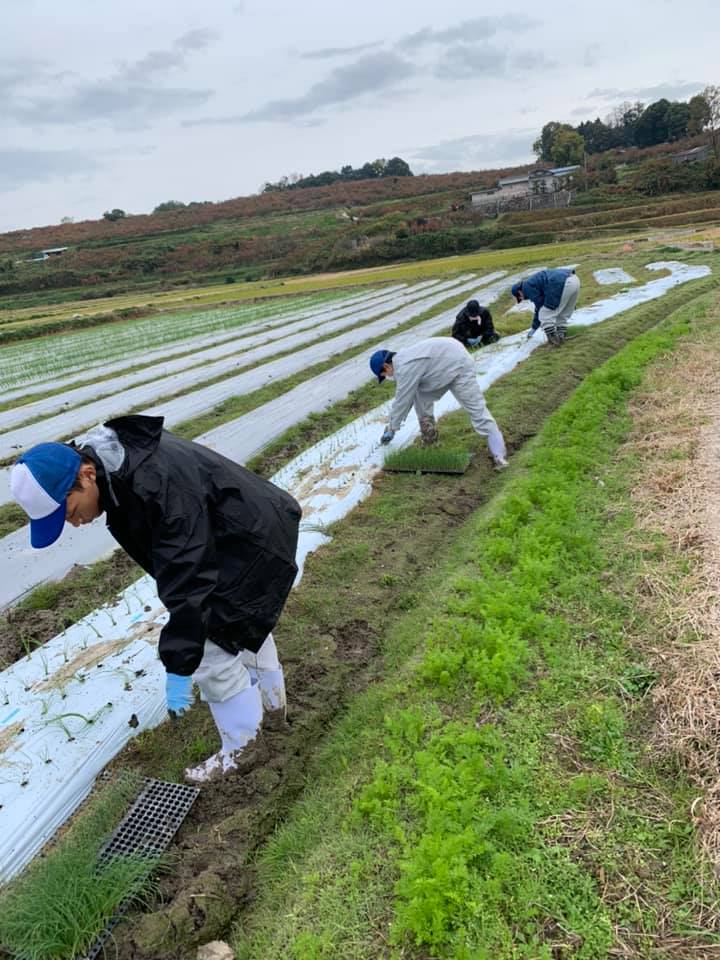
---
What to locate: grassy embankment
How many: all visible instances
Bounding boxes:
[229,288,720,958]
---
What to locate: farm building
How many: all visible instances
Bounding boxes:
[470,165,580,209]
[671,144,712,165]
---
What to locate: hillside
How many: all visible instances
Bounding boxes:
[1,135,718,308]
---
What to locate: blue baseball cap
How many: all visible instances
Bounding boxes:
[369,349,393,383]
[511,281,523,302]
[10,443,82,548]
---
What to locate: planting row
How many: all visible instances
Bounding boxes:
[0,281,435,432]
[0,283,405,408]
[0,272,508,606]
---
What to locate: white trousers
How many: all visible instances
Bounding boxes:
[413,375,506,460]
[193,633,281,704]
[539,274,580,333]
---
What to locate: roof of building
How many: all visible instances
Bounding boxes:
[41,247,69,254]
[498,165,580,187]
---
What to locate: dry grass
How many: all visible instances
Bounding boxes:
[624,315,720,874]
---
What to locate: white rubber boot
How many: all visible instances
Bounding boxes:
[184,684,263,784]
[241,635,287,715]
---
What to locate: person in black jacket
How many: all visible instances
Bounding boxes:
[9,416,301,784]
[452,299,500,349]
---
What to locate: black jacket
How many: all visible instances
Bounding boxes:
[81,416,301,675]
[452,306,499,347]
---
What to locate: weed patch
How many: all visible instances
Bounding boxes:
[0,773,159,960]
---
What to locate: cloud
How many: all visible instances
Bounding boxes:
[0,148,100,191]
[432,43,552,81]
[585,81,706,103]
[300,41,383,60]
[433,44,509,80]
[406,129,535,174]
[6,31,216,130]
[397,15,527,51]
[190,50,415,125]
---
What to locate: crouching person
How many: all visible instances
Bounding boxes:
[369,337,508,469]
[452,299,500,349]
[9,416,301,784]
[511,268,580,345]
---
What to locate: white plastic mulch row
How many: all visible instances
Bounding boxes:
[0,284,407,408]
[0,276,477,496]
[0,283,418,432]
[0,260,709,882]
[0,276,473,462]
[0,288,367,395]
[0,273,507,608]
[593,267,636,285]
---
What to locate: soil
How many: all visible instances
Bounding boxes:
[0,552,140,669]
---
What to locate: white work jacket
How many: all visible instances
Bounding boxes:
[388,337,473,431]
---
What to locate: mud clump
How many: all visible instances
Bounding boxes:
[128,870,237,959]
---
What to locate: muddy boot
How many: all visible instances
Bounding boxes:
[556,327,567,344]
[545,327,560,347]
[184,684,263,784]
[492,456,509,471]
[419,416,439,445]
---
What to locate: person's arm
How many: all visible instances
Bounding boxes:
[151,494,219,676]
[388,359,427,431]
[451,315,468,344]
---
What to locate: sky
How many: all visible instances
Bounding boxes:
[1,0,718,233]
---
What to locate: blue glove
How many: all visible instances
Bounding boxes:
[380,428,395,445]
[526,328,536,339]
[166,673,193,715]
[467,336,481,347]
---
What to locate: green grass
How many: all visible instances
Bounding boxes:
[0,773,160,960]
[383,447,472,474]
[230,289,720,958]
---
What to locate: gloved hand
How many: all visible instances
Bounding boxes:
[380,427,395,445]
[467,336,481,347]
[166,673,194,716]
[526,328,536,340]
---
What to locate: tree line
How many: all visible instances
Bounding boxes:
[535,85,720,164]
[261,156,413,193]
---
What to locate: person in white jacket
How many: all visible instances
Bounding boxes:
[369,337,508,469]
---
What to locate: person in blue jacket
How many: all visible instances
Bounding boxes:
[511,268,580,345]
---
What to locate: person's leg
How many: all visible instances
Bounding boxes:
[556,274,580,338]
[479,312,500,345]
[538,305,560,344]
[450,372,507,464]
[239,633,286,713]
[186,640,262,783]
[413,392,438,445]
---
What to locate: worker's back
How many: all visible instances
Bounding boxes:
[393,337,470,390]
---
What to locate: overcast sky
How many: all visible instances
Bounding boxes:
[1,0,717,232]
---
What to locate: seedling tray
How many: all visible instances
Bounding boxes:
[78,778,199,960]
[383,450,472,475]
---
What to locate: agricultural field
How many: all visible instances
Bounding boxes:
[0,235,719,960]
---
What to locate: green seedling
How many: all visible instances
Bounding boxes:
[383,447,472,475]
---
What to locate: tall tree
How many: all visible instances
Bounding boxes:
[702,85,720,158]
[634,99,671,147]
[533,121,564,161]
[687,93,711,136]
[550,128,585,166]
[665,102,691,141]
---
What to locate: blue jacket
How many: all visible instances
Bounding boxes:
[522,269,573,329]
